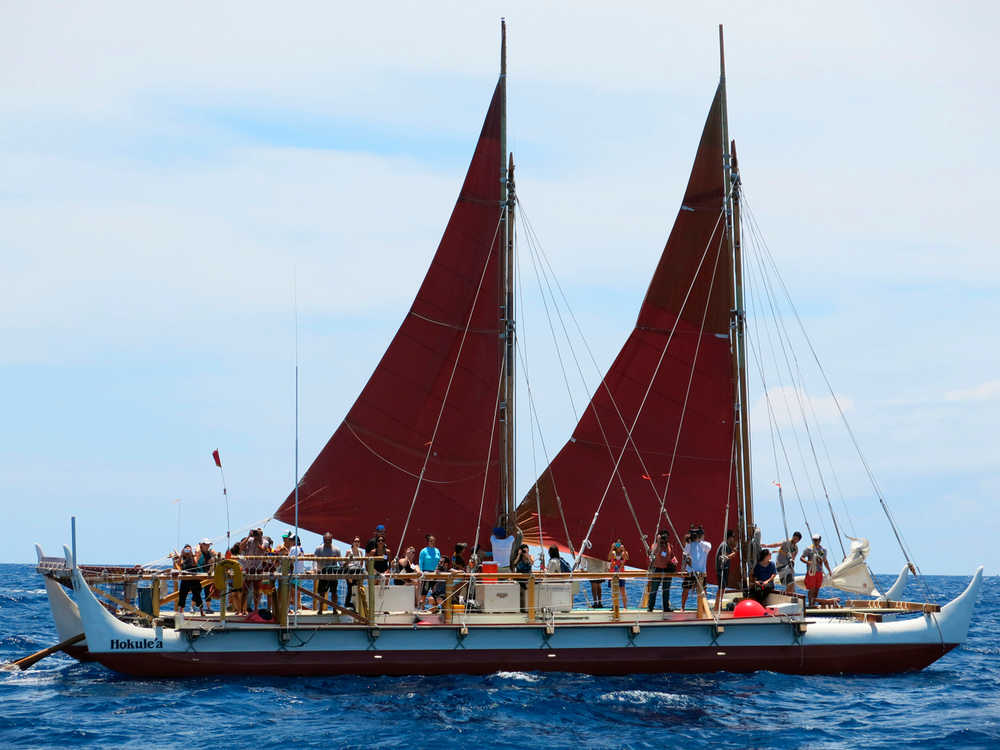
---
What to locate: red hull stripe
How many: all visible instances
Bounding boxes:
[94,643,956,678]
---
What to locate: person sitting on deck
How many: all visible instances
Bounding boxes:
[608,538,629,608]
[427,556,452,611]
[750,549,777,604]
[647,530,676,613]
[173,544,205,615]
[314,532,341,613]
[680,526,711,612]
[394,546,418,585]
[764,531,802,595]
[801,534,834,608]
[451,543,468,572]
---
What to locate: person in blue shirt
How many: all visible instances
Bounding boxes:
[751,549,778,604]
[419,534,441,607]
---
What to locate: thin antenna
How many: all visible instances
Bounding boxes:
[71,516,77,570]
[212,451,231,548]
[293,270,300,625]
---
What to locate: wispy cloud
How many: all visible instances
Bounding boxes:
[946,380,1000,403]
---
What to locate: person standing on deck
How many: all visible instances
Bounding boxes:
[801,534,834,608]
[196,539,217,613]
[490,526,515,572]
[646,530,676,613]
[366,524,387,554]
[173,545,205,615]
[680,527,711,612]
[715,529,737,601]
[607,538,629,608]
[314,532,341,613]
[343,536,364,610]
[764,531,802,595]
[581,554,606,608]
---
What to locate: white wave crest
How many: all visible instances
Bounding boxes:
[494,671,541,682]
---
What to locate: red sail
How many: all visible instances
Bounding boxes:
[517,85,736,577]
[275,82,504,554]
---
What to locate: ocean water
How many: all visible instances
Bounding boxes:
[0,564,996,749]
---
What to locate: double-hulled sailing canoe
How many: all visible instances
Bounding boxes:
[36,24,982,677]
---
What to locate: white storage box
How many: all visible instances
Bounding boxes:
[536,582,573,612]
[475,582,520,613]
[373,584,417,624]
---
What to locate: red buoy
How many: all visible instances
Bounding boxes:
[733,599,767,618]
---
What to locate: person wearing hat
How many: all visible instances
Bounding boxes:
[366,524,387,554]
[801,534,834,608]
[196,539,217,613]
[173,544,205,615]
[489,525,515,573]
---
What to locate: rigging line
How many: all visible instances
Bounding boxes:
[744,228,830,542]
[743,223,844,556]
[515,329,576,559]
[516,207,648,554]
[748,202,900,552]
[743,258,792,543]
[512,218,547,565]
[343,422,488,485]
[397,212,506,553]
[573,209,726,567]
[646,226,726,553]
[740,197,923,579]
[518,201,667,521]
[520,215,577,421]
[744,243,813,537]
[472,353,507,558]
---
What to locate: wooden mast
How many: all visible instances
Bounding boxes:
[719,25,753,583]
[730,141,753,561]
[499,19,517,534]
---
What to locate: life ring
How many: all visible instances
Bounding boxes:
[214,558,244,590]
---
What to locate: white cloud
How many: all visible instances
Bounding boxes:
[946,380,1000,403]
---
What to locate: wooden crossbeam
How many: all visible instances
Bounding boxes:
[844,599,940,613]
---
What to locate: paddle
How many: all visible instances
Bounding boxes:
[7,633,85,671]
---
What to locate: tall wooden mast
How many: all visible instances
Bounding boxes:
[499,19,517,534]
[719,25,754,580]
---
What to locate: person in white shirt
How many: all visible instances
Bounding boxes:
[680,526,712,612]
[490,526,515,572]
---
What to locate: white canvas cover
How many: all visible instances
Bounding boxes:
[795,537,877,595]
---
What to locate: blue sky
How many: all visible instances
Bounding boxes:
[1,2,997,575]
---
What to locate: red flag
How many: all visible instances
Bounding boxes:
[212,450,222,468]
[641,474,652,481]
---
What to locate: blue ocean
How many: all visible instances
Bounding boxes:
[1,564,996,749]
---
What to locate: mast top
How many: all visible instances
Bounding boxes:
[718,24,726,80]
[501,18,507,76]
